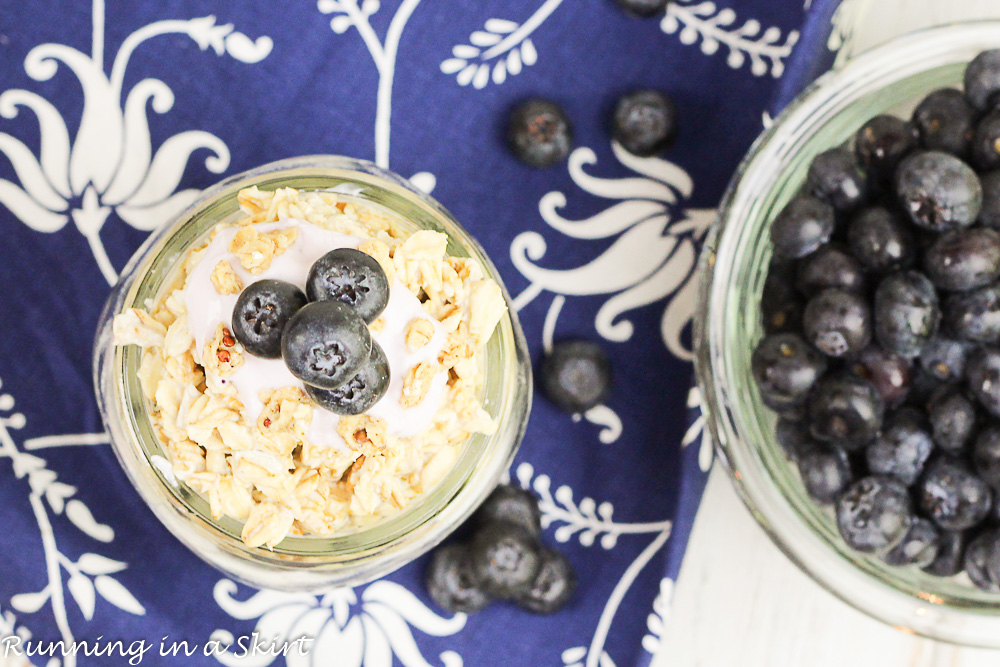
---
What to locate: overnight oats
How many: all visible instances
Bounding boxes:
[111,185,508,549]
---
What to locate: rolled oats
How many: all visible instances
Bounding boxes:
[202,324,245,377]
[405,318,435,351]
[401,362,440,409]
[210,260,244,295]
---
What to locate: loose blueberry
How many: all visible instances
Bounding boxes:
[806,148,867,211]
[865,407,934,486]
[515,548,576,614]
[769,195,836,259]
[798,446,853,504]
[979,171,1000,229]
[803,289,872,357]
[973,110,1000,171]
[923,228,1000,292]
[854,115,918,183]
[468,522,542,598]
[846,207,916,274]
[943,285,1000,343]
[852,346,912,409]
[974,425,1000,488]
[964,49,1000,111]
[752,333,828,413]
[882,518,941,568]
[425,543,492,613]
[836,476,913,554]
[964,528,1000,592]
[473,485,542,536]
[873,271,940,359]
[539,339,612,414]
[305,341,389,415]
[918,337,971,383]
[762,266,805,333]
[967,347,1000,418]
[612,0,668,17]
[912,88,976,157]
[611,90,678,156]
[231,280,307,358]
[895,151,982,232]
[306,248,389,323]
[807,372,884,451]
[795,245,866,297]
[928,386,977,454]
[923,529,968,577]
[281,301,372,390]
[507,99,574,168]
[918,458,992,531]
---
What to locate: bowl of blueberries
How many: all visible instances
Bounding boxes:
[695,22,1000,645]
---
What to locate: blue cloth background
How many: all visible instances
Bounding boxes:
[0,0,838,665]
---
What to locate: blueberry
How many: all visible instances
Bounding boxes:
[882,518,941,568]
[795,245,866,297]
[231,280,308,358]
[943,285,1000,343]
[907,366,945,408]
[846,207,916,274]
[281,301,372,389]
[918,458,992,531]
[865,407,933,486]
[762,266,805,333]
[306,248,389,323]
[468,522,542,598]
[612,0,668,17]
[979,171,1000,229]
[539,339,612,414]
[836,476,913,554]
[797,446,853,504]
[507,99,574,168]
[964,49,1000,111]
[923,529,968,577]
[807,372,884,451]
[611,90,678,156]
[803,289,872,358]
[923,228,1000,293]
[305,341,389,415]
[964,529,1000,592]
[973,110,1000,171]
[516,548,576,614]
[852,346,912,409]
[775,417,814,460]
[854,115,918,183]
[974,426,1000,488]
[918,337,970,383]
[752,333,827,413]
[473,485,542,536]
[895,151,982,232]
[927,386,977,454]
[873,271,940,359]
[769,195,835,259]
[912,88,976,157]
[967,346,1000,417]
[425,543,492,613]
[806,148,867,211]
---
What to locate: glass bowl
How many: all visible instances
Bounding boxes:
[695,22,1000,646]
[93,156,532,592]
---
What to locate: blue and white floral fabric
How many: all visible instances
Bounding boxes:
[0,1,838,665]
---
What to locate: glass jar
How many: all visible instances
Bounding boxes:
[695,23,1000,646]
[93,156,532,592]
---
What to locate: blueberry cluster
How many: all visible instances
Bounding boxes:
[230,248,391,415]
[754,50,1000,589]
[425,485,576,614]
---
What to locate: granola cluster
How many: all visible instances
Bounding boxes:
[114,186,507,547]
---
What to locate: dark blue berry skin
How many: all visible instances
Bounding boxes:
[803,289,872,358]
[895,151,983,233]
[852,346,912,409]
[762,266,804,333]
[836,476,914,554]
[846,207,916,274]
[468,522,542,598]
[918,458,993,531]
[854,115,918,183]
[769,195,835,259]
[611,90,678,156]
[973,426,1000,488]
[967,347,1000,418]
[539,339,612,414]
[796,246,867,297]
[973,110,1000,171]
[305,341,389,415]
[928,386,977,454]
[752,333,828,413]
[865,407,934,486]
[775,417,814,460]
[612,0,668,17]
[918,337,970,383]
[873,271,941,359]
[923,529,968,577]
[507,99,573,168]
[907,367,944,409]
[281,300,372,390]
[912,88,976,158]
[473,485,542,536]
[425,544,492,613]
[923,228,1000,292]
[882,518,941,568]
[964,529,1000,592]
[965,49,1000,111]
[231,280,307,358]
[516,548,576,614]
[806,148,868,212]
[807,372,884,451]
[797,446,853,504]
[979,171,1000,229]
[306,248,389,324]
[943,285,1000,343]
